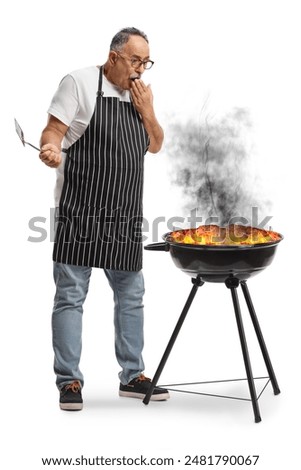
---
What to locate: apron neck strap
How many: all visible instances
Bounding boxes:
[97,66,104,97]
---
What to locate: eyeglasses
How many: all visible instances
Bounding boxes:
[116,52,154,70]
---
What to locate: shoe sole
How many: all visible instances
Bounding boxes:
[119,390,170,401]
[59,403,83,411]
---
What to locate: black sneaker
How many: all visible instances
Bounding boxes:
[119,374,170,401]
[59,381,83,411]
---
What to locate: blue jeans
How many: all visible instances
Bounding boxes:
[52,262,145,389]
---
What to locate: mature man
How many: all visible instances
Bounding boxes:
[39,27,169,410]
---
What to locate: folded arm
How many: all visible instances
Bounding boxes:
[130,79,164,154]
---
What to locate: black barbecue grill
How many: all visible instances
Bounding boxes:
[143,228,283,423]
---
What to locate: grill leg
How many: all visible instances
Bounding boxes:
[240,281,280,395]
[143,276,204,405]
[225,277,262,423]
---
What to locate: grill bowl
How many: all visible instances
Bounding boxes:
[145,231,283,282]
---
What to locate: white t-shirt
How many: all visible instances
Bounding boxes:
[47,66,131,206]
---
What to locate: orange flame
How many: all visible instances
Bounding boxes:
[169,224,282,246]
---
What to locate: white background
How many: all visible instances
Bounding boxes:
[1,0,300,468]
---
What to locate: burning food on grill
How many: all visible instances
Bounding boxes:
[169,224,282,246]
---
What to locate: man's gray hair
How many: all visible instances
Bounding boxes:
[110,27,149,52]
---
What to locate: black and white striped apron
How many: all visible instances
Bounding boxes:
[53,66,150,271]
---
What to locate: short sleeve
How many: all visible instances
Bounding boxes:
[47,75,79,126]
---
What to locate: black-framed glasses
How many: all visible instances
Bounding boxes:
[116,52,154,70]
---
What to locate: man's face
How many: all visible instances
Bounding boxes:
[111,35,151,90]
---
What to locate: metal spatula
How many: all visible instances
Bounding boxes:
[14,118,40,151]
